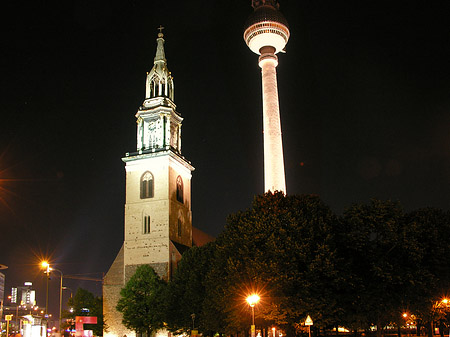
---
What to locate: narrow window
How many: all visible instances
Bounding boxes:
[152,79,157,97]
[143,215,151,234]
[176,175,183,203]
[149,81,154,98]
[141,172,154,199]
[177,218,182,237]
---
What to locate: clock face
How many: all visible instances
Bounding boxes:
[146,118,164,148]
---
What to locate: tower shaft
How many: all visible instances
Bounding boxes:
[244,1,289,194]
[259,48,286,193]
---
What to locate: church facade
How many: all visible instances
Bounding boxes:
[103,29,195,337]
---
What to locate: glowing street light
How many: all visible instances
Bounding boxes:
[247,294,260,307]
[41,261,64,333]
[246,294,260,337]
[41,261,50,315]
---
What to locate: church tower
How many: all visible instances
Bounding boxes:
[244,0,289,193]
[123,27,194,280]
[103,28,194,337]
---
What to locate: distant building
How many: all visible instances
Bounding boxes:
[11,282,37,309]
[3,282,41,334]
[0,272,5,319]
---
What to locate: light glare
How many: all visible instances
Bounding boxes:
[246,294,260,307]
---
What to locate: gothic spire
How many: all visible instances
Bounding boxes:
[154,25,166,63]
[145,26,174,101]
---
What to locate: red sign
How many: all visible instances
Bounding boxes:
[75,316,98,337]
[76,317,97,324]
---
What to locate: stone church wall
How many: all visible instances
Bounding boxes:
[125,262,168,282]
[103,245,169,337]
[103,245,134,337]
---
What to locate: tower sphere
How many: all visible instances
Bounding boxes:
[244,3,290,55]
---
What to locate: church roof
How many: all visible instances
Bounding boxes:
[171,240,191,256]
[192,226,215,247]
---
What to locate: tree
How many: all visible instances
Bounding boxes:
[204,192,344,335]
[164,243,216,334]
[404,208,450,337]
[158,193,450,337]
[116,265,166,336]
[339,199,413,337]
[63,288,105,336]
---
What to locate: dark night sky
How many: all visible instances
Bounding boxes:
[1,0,450,316]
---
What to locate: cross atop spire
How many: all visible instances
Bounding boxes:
[158,25,164,37]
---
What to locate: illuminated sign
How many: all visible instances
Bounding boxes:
[11,288,17,303]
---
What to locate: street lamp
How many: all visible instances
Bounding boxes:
[41,262,64,333]
[191,313,195,330]
[62,287,73,299]
[52,267,63,334]
[41,261,50,315]
[246,294,260,337]
[62,287,73,331]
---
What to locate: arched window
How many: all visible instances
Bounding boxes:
[143,215,151,234]
[149,80,155,98]
[176,176,183,203]
[141,171,154,199]
[150,76,160,98]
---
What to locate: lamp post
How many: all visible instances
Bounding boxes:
[191,313,195,330]
[62,285,73,329]
[41,261,50,316]
[430,298,450,335]
[246,294,260,337]
[62,287,73,299]
[41,262,64,333]
[15,304,19,333]
[52,267,63,334]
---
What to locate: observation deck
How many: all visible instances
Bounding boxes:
[244,5,290,55]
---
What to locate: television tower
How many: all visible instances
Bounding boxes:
[244,0,289,193]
